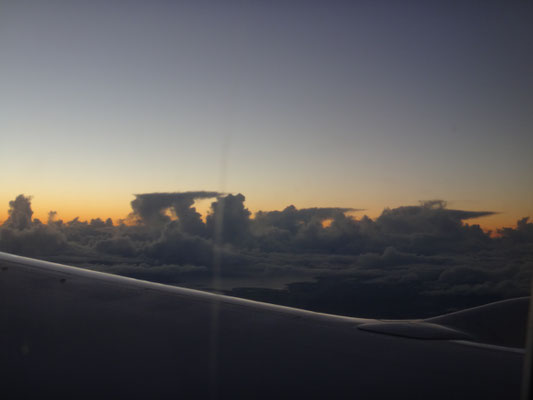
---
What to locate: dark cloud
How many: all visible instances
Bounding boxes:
[90,218,114,228]
[130,192,220,235]
[0,196,69,256]
[356,246,444,268]
[0,224,69,256]
[498,217,533,244]
[374,200,492,235]
[94,236,137,257]
[206,194,251,244]
[145,225,214,266]
[253,207,370,253]
[1,193,531,318]
[4,194,34,230]
[254,206,357,234]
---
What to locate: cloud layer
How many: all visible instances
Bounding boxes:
[1,193,531,318]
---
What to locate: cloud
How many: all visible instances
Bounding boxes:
[498,217,533,244]
[254,206,358,234]
[94,236,137,257]
[0,224,69,257]
[375,200,493,236]
[357,246,444,268]
[129,192,220,234]
[0,193,531,318]
[206,194,251,244]
[145,226,214,267]
[4,194,34,230]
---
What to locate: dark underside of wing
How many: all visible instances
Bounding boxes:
[0,252,526,399]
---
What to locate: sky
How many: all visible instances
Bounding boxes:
[1,0,532,229]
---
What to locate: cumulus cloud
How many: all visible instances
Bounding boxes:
[357,246,444,268]
[206,194,251,244]
[0,224,69,256]
[254,206,357,234]
[498,217,533,243]
[130,191,220,234]
[1,193,531,318]
[4,194,34,230]
[375,200,495,236]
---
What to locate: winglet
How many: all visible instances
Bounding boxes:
[358,321,471,340]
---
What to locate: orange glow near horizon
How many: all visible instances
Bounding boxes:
[321,219,333,228]
[0,204,525,233]
[0,191,529,232]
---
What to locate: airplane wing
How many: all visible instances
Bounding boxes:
[0,251,527,399]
